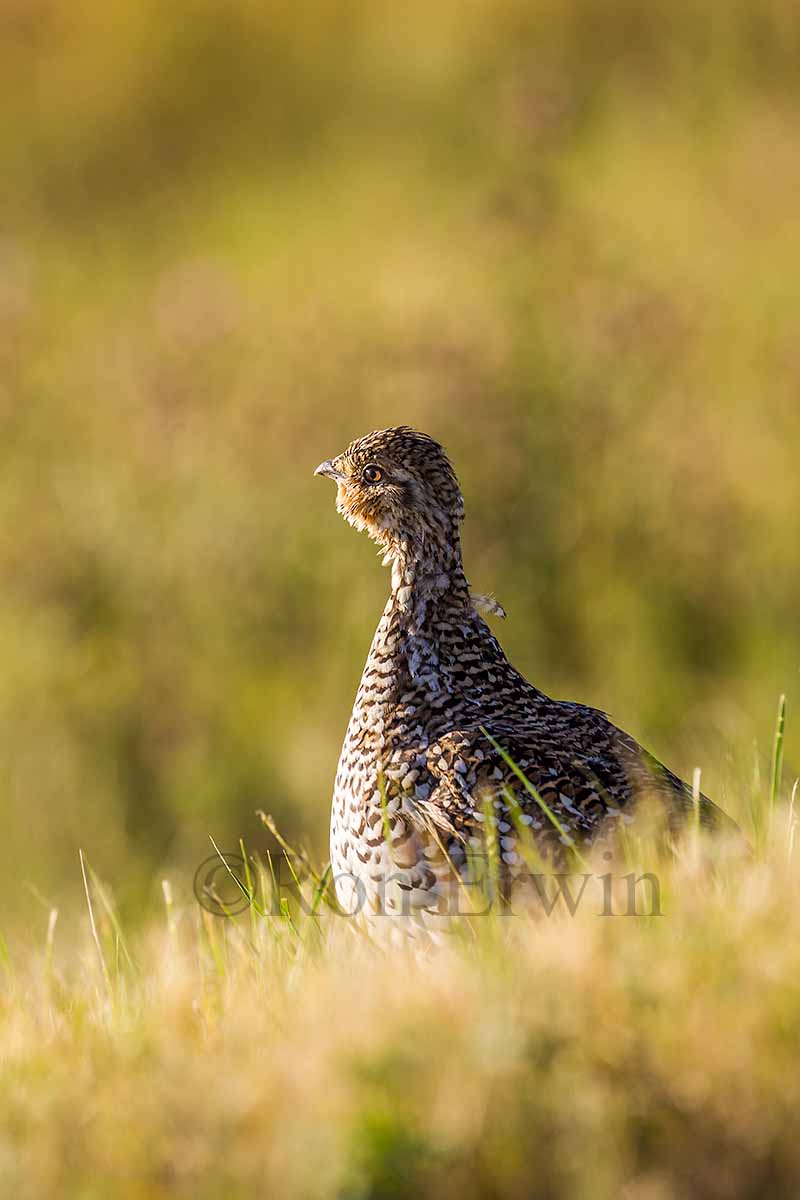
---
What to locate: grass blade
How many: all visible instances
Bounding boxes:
[480,727,590,871]
[209,835,265,917]
[79,848,112,1004]
[87,864,137,975]
[768,694,787,842]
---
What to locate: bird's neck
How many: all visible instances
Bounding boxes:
[388,529,471,618]
[364,541,469,705]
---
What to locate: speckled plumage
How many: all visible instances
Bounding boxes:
[315,427,735,926]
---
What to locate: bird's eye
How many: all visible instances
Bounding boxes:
[362,464,383,484]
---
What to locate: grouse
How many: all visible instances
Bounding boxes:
[315,427,735,925]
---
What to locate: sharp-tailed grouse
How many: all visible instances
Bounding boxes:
[315,427,735,925]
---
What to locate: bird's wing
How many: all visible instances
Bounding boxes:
[421,713,738,864]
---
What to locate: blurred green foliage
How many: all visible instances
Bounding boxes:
[1,0,799,925]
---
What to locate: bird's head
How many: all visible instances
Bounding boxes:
[314,427,465,573]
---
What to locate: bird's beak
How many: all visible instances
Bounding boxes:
[314,459,343,482]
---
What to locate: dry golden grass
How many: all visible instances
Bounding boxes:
[2,752,798,1199]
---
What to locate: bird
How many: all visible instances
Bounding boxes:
[315,426,737,927]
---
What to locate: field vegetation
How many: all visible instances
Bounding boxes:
[1,0,799,1194]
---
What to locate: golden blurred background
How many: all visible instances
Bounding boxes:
[2,0,799,929]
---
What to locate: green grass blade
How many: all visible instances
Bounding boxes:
[209,835,265,918]
[768,694,787,837]
[480,727,590,871]
[481,790,501,911]
[310,863,334,919]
